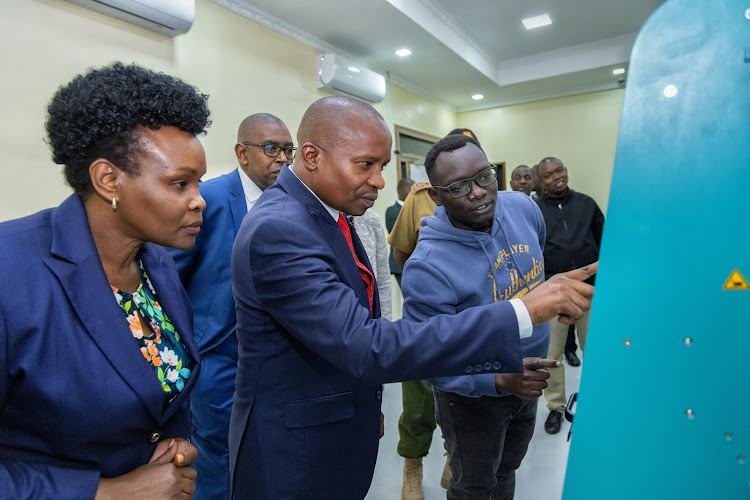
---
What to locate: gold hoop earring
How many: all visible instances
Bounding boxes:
[112,197,118,212]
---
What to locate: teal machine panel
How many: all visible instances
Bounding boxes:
[563,0,750,498]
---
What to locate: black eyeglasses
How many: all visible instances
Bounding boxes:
[241,142,296,159]
[431,167,498,198]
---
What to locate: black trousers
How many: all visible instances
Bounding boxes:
[434,389,537,500]
[565,324,577,354]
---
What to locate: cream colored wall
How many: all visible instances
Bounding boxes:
[458,90,624,213]
[375,84,456,213]
[377,85,456,318]
[0,0,331,220]
[0,0,454,222]
[387,85,456,137]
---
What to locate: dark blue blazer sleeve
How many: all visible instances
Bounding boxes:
[166,170,246,352]
[0,305,95,497]
[242,217,524,383]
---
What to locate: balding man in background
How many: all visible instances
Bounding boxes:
[229,97,596,498]
[525,162,582,370]
[168,113,294,500]
[534,156,604,436]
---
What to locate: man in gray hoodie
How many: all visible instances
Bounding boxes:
[402,134,559,499]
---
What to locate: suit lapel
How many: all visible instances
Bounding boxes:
[45,196,165,423]
[228,169,248,235]
[141,244,201,422]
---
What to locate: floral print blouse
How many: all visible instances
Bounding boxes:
[112,261,193,402]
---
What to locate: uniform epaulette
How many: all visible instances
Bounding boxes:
[411,181,431,193]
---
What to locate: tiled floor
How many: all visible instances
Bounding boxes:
[366,350,583,500]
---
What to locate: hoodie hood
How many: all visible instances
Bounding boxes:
[418,192,527,275]
[418,192,508,248]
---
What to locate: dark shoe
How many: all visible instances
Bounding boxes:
[545,410,563,434]
[565,351,581,367]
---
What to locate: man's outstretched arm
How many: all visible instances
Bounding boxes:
[520,262,598,325]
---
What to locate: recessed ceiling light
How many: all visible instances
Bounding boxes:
[612,68,625,75]
[522,14,552,30]
[472,94,484,100]
[395,48,412,57]
[347,66,360,73]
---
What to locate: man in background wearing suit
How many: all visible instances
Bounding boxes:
[168,113,294,500]
[229,96,596,498]
[385,177,414,288]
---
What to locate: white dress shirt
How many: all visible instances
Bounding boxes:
[237,167,264,212]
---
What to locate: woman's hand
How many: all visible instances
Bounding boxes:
[150,438,198,467]
[95,439,197,499]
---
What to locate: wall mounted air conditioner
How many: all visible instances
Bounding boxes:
[316,53,387,104]
[64,0,195,37]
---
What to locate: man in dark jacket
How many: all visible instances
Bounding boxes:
[385,177,414,288]
[535,157,605,435]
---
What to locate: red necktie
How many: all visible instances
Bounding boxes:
[337,212,374,314]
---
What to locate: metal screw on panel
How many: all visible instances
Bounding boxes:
[738,455,746,464]
[684,338,693,345]
[745,8,750,20]
[685,409,695,419]
[624,339,632,346]
[725,432,733,440]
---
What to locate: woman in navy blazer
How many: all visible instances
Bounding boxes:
[0,63,210,498]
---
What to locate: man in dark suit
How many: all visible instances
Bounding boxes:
[385,177,414,288]
[168,113,293,500]
[229,96,596,498]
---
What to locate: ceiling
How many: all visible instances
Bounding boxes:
[210,0,665,112]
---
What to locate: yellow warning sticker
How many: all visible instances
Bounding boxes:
[723,269,749,290]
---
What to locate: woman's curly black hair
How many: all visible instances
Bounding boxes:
[45,62,211,197]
